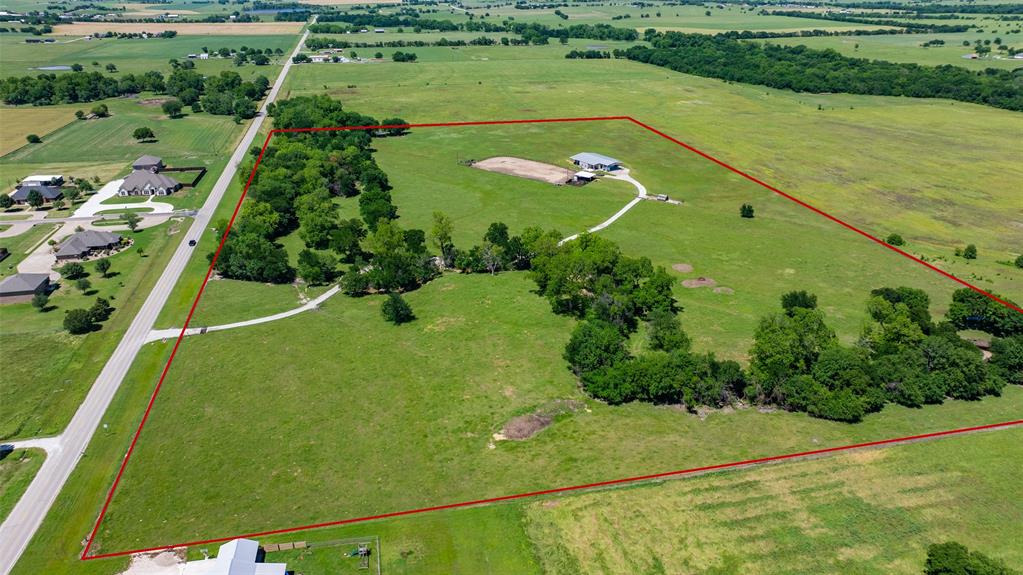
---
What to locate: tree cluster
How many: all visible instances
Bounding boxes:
[946,288,1023,337]
[924,541,1019,575]
[623,33,1023,112]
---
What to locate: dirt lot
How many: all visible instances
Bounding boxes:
[50,22,304,35]
[472,156,575,185]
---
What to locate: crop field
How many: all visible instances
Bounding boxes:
[49,22,305,36]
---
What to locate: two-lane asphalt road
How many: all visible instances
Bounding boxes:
[0,25,311,575]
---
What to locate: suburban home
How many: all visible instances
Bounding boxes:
[179,539,287,575]
[132,155,165,173]
[9,184,63,205]
[570,152,622,171]
[117,170,181,196]
[20,174,64,187]
[0,273,51,304]
[55,230,122,261]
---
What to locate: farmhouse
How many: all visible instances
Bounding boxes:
[119,156,181,196]
[570,152,622,171]
[0,273,51,304]
[54,230,122,261]
[179,539,287,575]
[9,184,63,205]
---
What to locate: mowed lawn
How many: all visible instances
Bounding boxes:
[524,426,1023,574]
[283,47,1023,296]
[92,269,1023,553]
[0,219,186,439]
[0,448,45,523]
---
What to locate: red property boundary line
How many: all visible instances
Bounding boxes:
[80,116,1023,561]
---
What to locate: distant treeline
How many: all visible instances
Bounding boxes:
[766,10,971,33]
[565,49,612,59]
[0,68,268,118]
[311,18,639,42]
[622,32,1023,112]
[305,36,496,50]
[828,2,1023,14]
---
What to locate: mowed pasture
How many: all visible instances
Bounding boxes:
[49,21,305,36]
[525,426,1023,574]
[90,266,1023,552]
[761,32,1023,70]
[0,104,78,156]
[282,46,1023,299]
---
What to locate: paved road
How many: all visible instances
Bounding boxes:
[0,26,310,575]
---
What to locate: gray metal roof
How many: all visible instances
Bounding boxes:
[10,185,63,201]
[0,273,50,295]
[570,152,621,166]
[132,155,163,168]
[119,170,180,193]
[55,230,121,258]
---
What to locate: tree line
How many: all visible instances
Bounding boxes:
[310,18,639,42]
[0,67,269,116]
[621,32,1023,112]
[765,11,971,33]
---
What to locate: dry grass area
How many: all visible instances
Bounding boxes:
[472,156,575,185]
[49,22,304,36]
[0,106,78,157]
[525,427,1023,574]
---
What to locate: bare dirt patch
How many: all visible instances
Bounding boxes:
[494,399,585,441]
[138,97,171,106]
[472,156,575,185]
[672,263,693,273]
[51,22,303,35]
[682,276,716,288]
[713,286,734,295]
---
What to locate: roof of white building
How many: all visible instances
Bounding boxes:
[570,152,621,166]
[181,539,287,575]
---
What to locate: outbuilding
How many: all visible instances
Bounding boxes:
[573,170,597,182]
[0,273,52,304]
[180,539,287,575]
[20,174,64,187]
[570,152,622,171]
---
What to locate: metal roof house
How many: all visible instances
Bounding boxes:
[0,273,51,304]
[20,174,64,187]
[118,170,181,196]
[9,184,63,205]
[55,230,122,261]
[180,539,287,575]
[132,155,165,173]
[570,152,622,171]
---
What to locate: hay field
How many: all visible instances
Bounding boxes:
[0,106,77,156]
[49,22,304,36]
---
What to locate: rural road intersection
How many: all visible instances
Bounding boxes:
[0,25,311,575]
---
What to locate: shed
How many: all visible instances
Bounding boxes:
[20,174,64,187]
[570,152,622,171]
[180,539,287,575]
[574,170,597,182]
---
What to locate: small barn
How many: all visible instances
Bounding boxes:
[570,152,622,171]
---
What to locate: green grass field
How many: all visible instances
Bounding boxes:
[0,34,293,79]
[89,266,1023,553]
[525,426,1023,574]
[761,32,1023,70]
[0,448,45,523]
[281,46,1022,296]
[0,218,186,439]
